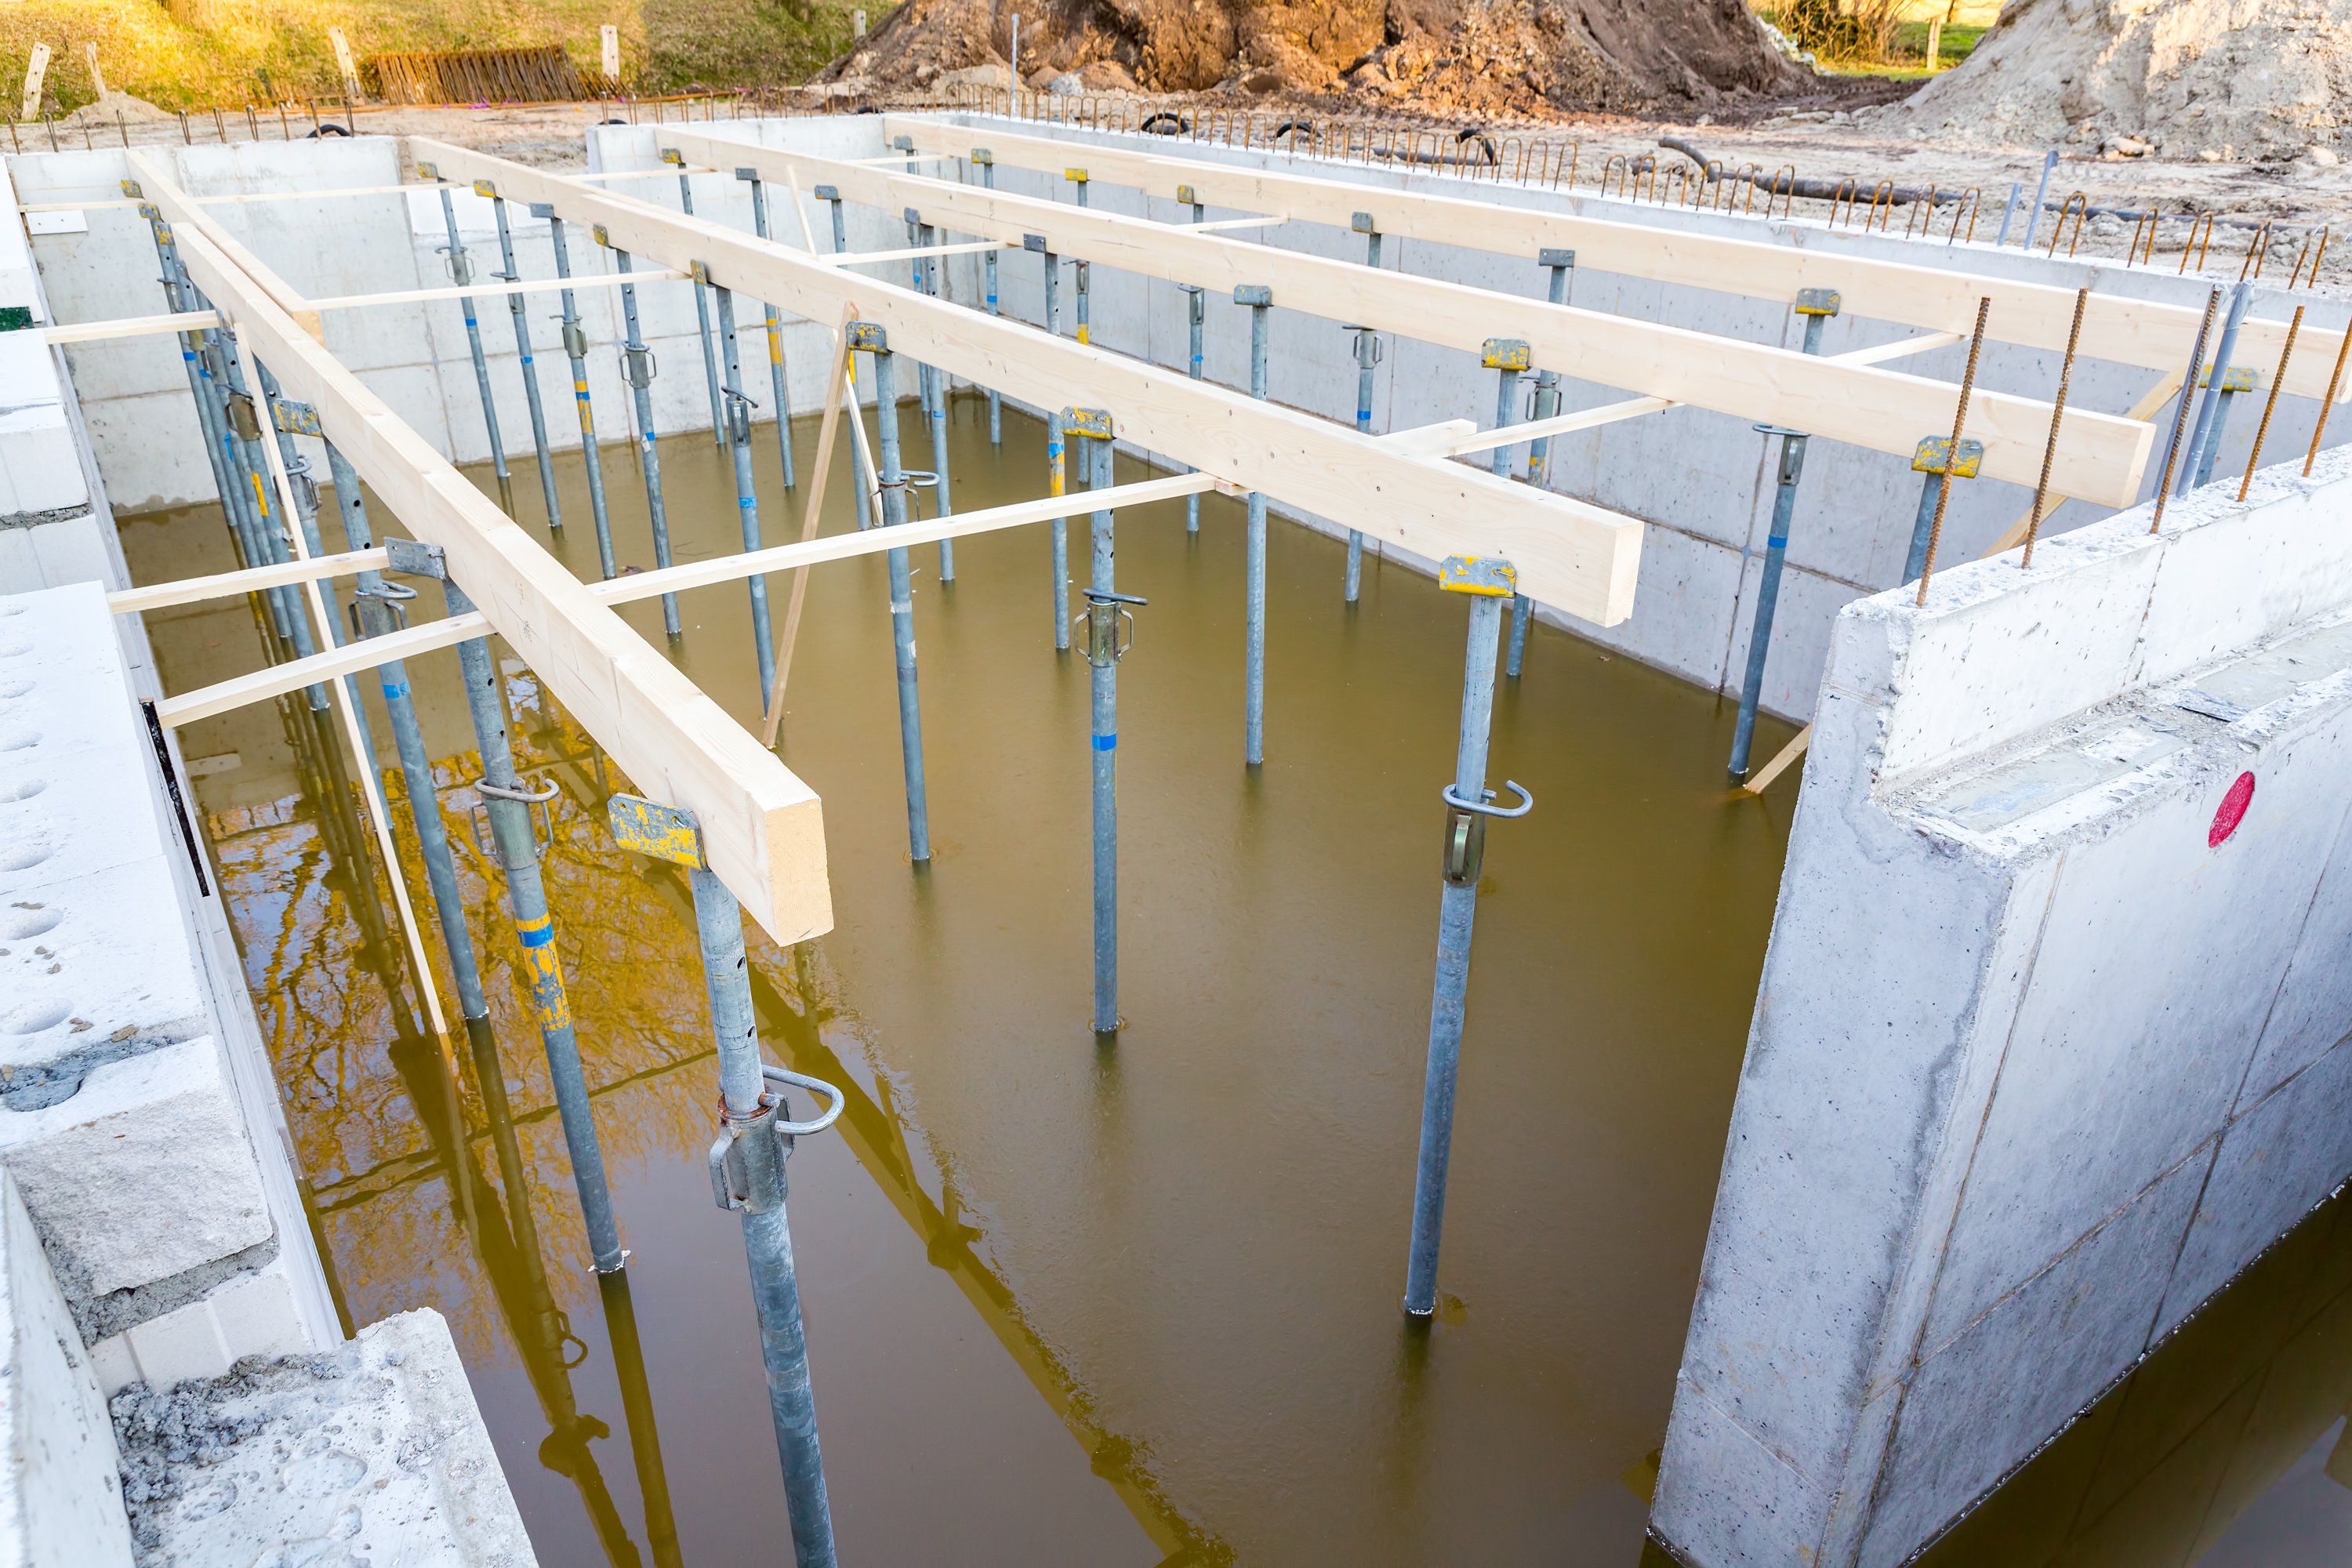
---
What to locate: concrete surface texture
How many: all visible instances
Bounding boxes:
[0,1168,135,1568]
[112,1308,537,1568]
[1653,442,2352,1566]
[0,579,336,1386]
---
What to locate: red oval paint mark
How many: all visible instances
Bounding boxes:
[2209,772,2256,848]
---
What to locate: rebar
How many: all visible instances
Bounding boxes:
[2307,325,2351,477]
[2021,287,2091,568]
[2150,288,2223,531]
[2237,306,2303,502]
[1914,297,1992,606]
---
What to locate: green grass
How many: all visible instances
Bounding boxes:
[0,0,870,114]
[1754,9,1986,79]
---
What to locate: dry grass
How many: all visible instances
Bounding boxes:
[0,0,866,113]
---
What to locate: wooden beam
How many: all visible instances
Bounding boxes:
[415,137,1647,626]
[108,546,389,614]
[155,470,1223,726]
[42,309,220,345]
[887,118,2339,408]
[307,267,686,314]
[660,129,2153,506]
[130,155,834,946]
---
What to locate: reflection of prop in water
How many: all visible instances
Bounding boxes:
[382,1025,683,1568]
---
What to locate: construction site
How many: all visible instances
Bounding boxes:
[3,0,2352,1562]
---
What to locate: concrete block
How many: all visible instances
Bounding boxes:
[0,1168,136,1567]
[1656,455,2352,1566]
[114,1308,535,1566]
[0,1036,274,1330]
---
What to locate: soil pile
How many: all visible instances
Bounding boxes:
[1872,0,2352,164]
[821,0,1804,118]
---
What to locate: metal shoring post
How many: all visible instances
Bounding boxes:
[138,203,271,618]
[1403,556,1534,1319]
[1066,168,1092,345]
[973,150,1002,445]
[1237,284,1273,765]
[2182,281,2256,491]
[1029,234,1070,646]
[663,149,730,448]
[904,210,956,584]
[603,232,681,635]
[2020,148,2060,251]
[1723,287,1838,779]
[1726,428,1809,782]
[426,169,515,516]
[1181,185,1205,536]
[254,379,380,767]
[481,184,564,532]
[342,517,506,1094]
[604,793,843,1567]
[1512,249,1580,673]
[851,323,933,863]
[180,307,289,637]
[2192,362,2260,488]
[1068,408,1143,1035]
[708,267,779,713]
[539,207,616,579]
[1345,210,1383,599]
[813,187,870,534]
[214,327,328,689]
[441,572,627,1274]
[738,170,799,493]
[1479,339,1531,677]
[1900,436,1984,583]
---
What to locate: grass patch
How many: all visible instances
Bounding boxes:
[0,0,873,113]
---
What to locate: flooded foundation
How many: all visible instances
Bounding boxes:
[125,403,2350,1566]
[10,112,2352,1568]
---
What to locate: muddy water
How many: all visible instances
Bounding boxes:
[121,393,2348,1566]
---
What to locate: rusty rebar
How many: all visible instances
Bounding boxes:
[2022,286,2091,568]
[1915,297,1992,606]
[2238,306,2304,500]
[2307,325,2352,477]
[2150,287,2223,532]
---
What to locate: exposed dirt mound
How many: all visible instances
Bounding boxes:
[1870,0,2352,164]
[821,0,1805,117]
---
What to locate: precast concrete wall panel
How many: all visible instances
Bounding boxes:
[1653,444,2352,1566]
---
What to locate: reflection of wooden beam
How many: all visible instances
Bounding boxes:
[663,129,2153,506]
[412,136,1646,626]
[887,117,2342,408]
[129,152,833,945]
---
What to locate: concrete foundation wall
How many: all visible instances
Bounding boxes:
[1653,444,2352,1566]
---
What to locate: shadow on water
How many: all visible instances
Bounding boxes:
[116,390,2352,1565]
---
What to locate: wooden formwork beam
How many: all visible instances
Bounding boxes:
[409,136,1646,626]
[885,117,2340,411]
[127,151,833,945]
[661,128,2153,506]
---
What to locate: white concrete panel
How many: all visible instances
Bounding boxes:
[1657,452,2352,1566]
[0,1168,136,1567]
